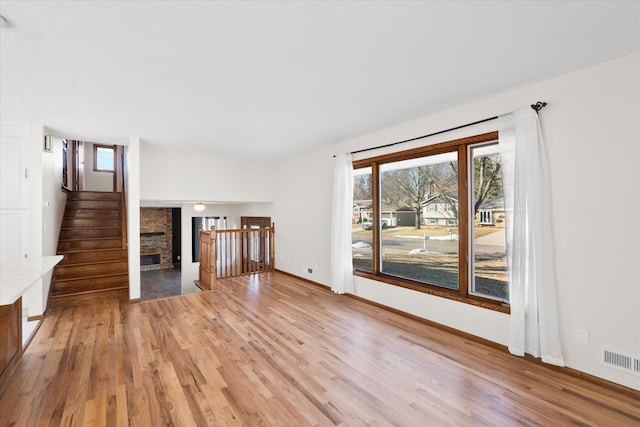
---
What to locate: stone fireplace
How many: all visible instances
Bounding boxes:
[140,208,174,271]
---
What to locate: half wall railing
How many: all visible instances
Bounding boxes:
[195,223,275,290]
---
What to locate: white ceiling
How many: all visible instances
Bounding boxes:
[1,1,639,161]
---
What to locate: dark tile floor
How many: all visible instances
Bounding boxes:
[140,267,182,301]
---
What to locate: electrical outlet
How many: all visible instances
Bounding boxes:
[576,329,589,346]
[307,267,313,274]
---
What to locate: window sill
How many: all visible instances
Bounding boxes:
[353,270,511,314]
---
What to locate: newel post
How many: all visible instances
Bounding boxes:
[270,222,275,271]
[210,226,217,288]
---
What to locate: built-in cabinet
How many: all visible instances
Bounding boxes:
[0,298,21,377]
[0,124,29,261]
[0,124,32,380]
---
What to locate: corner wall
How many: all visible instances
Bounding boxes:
[41,137,67,309]
[272,53,640,390]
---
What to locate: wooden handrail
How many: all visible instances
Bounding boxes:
[119,147,127,250]
[120,189,127,250]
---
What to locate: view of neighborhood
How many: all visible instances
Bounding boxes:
[352,144,509,302]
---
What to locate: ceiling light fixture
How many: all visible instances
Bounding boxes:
[193,202,205,212]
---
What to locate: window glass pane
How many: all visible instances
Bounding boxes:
[380,152,458,289]
[352,168,372,272]
[96,147,114,171]
[470,143,509,302]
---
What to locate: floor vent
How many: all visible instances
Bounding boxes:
[602,350,640,375]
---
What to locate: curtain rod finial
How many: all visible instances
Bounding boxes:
[531,101,547,113]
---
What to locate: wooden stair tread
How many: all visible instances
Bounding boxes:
[50,190,129,309]
[60,226,122,231]
[49,285,129,298]
[57,250,125,256]
[53,272,128,282]
[58,236,121,241]
[57,259,128,267]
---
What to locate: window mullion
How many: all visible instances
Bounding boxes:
[372,162,381,274]
[458,145,469,297]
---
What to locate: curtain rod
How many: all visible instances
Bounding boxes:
[335,101,547,158]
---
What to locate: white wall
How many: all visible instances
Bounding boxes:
[140,147,275,203]
[83,142,114,192]
[273,53,640,390]
[40,137,67,310]
[273,147,335,281]
[22,125,45,316]
[237,203,275,224]
[127,138,141,300]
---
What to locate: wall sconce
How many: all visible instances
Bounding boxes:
[43,135,52,152]
[193,202,206,212]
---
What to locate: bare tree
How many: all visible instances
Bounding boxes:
[382,163,457,229]
[473,154,502,214]
[382,167,432,229]
[353,173,372,201]
[370,153,502,231]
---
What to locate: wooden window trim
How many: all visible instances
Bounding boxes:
[93,144,115,172]
[352,130,510,314]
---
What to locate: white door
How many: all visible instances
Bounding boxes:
[0,124,29,209]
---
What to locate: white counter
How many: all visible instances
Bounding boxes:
[0,255,63,305]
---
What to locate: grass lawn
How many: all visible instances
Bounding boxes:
[352,224,502,239]
[353,252,508,301]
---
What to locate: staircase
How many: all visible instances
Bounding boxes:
[49,191,129,308]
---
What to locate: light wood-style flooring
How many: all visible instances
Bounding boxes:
[0,272,638,426]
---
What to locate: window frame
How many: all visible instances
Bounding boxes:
[352,131,509,313]
[93,144,115,172]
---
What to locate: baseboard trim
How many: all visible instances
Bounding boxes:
[129,298,141,304]
[344,292,507,352]
[27,314,44,322]
[274,269,331,291]
[273,269,640,399]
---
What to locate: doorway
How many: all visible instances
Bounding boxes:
[140,207,182,301]
[241,216,271,229]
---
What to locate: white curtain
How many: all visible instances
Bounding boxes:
[330,153,355,294]
[500,108,564,366]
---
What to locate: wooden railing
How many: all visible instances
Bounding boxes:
[195,223,275,291]
[119,147,127,250]
[120,190,127,250]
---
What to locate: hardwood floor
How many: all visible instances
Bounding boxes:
[0,272,638,426]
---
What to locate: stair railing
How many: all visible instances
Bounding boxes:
[119,147,127,250]
[195,223,275,290]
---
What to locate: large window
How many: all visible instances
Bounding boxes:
[352,131,509,311]
[380,152,459,289]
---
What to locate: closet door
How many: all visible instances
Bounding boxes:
[0,210,28,261]
[0,124,28,210]
[0,124,29,261]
